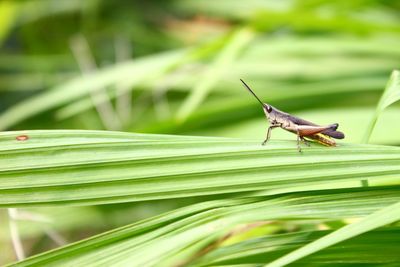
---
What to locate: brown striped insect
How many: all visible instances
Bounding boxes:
[240,79,345,152]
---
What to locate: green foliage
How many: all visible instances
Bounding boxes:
[1,130,400,266]
[6,187,400,266]
[1,0,400,266]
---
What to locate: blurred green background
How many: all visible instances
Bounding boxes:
[1,0,400,264]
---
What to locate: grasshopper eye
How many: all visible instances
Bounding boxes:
[264,104,272,113]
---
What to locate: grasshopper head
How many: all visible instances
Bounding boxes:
[262,103,273,119]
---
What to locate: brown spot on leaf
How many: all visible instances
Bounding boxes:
[16,135,29,141]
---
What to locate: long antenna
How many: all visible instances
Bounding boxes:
[240,79,265,107]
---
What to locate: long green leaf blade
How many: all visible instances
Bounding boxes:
[1,130,400,206]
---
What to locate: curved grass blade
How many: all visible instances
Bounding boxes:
[363,70,400,143]
[176,27,255,122]
[193,229,400,266]
[266,200,400,267]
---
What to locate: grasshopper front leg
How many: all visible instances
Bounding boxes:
[262,124,281,145]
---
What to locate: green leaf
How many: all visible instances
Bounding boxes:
[1,130,400,207]
[363,69,400,143]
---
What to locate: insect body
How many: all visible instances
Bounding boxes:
[240,79,344,152]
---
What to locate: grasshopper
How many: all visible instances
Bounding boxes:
[240,79,344,152]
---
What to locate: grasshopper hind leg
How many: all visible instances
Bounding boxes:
[296,134,302,152]
[297,135,311,152]
[301,137,310,147]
